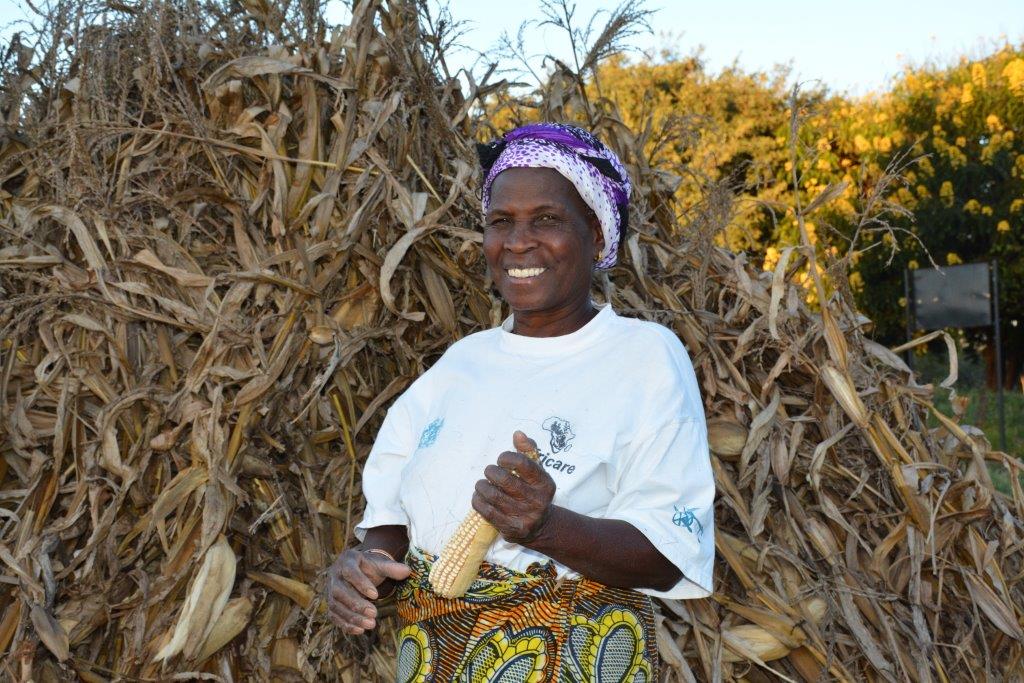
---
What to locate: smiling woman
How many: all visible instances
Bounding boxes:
[325,123,715,681]
[483,167,602,335]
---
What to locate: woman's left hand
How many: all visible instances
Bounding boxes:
[473,439,556,545]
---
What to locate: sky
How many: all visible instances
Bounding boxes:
[1,1,1021,96]
[416,0,1024,96]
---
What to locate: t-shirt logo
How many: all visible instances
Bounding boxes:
[673,505,704,540]
[542,416,575,453]
[418,418,444,448]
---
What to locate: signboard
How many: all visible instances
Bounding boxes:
[911,262,992,331]
[905,260,1005,451]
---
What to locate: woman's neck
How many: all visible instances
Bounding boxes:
[510,299,599,338]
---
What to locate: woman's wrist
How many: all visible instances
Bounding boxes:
[356,526,410,601]
[358,547,403,601]
[358,525,409,563]
[520,504,568,553]
[362,547,397,562]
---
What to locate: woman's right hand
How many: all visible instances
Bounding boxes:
[326,549,412,634]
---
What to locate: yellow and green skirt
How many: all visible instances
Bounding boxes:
[394,547,658,682]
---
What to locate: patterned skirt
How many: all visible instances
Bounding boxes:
[394,547,659,682]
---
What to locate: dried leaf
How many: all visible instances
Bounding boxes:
[30,604,69,662]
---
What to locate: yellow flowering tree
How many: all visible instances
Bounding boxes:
[591,53,810,251]
[841,45,1023,383]
[594,44,1024,381]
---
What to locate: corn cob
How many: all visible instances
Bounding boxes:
[155,534,236,661]
[706,418,748,459]
[430,431,540,598]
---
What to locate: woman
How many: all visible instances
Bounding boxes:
[326,123,715,681]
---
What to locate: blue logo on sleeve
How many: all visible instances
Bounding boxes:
[673,505,704,540]
[417,418,444,448]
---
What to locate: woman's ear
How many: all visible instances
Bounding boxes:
[589,212,605,258]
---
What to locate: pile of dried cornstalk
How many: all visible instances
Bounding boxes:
[0,1,1022,680]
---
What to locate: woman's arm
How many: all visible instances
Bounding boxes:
[473,436,682,592]
[330,388,417,633]
[360,524,410,560]
[525,506,682,591]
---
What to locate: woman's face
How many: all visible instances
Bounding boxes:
[483,167,604,317]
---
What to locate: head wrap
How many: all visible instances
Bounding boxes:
[478,123,631,270]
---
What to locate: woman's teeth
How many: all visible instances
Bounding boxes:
[507,267,546,279]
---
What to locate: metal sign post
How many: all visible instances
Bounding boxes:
[906,261,1006,452]
[903,268,914,372]
[992,261,1006,453]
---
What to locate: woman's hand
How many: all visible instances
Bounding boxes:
[473,433,556,545]
[325,549,411,634]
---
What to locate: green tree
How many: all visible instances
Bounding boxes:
[843,47,1024,384]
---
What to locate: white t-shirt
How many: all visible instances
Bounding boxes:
[355,304,715,599]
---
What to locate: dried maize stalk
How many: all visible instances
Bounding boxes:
[820,363,869,428]
[430,431,540,598]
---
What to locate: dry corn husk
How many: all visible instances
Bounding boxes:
[28,605,69,663]
[722,624,790,663]
[248,571,316,609]
[820,363,870,428]
[155,535,237,662]
[196,597,253,661]
[0,0,1022,680]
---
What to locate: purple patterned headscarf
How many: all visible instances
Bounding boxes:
[478,123,631,270]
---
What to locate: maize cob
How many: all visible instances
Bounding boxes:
[706,418,748,459]
[155,534,236,661]
[430,431,540,598]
